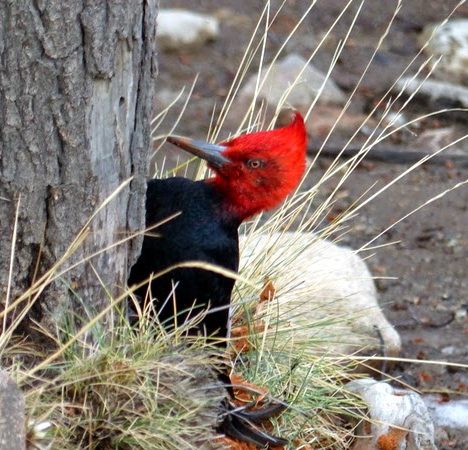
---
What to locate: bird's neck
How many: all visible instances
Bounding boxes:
[205,177,262,223]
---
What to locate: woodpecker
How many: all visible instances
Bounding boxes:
[128,112,307,446]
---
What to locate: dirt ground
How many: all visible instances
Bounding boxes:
[157,1,467,447]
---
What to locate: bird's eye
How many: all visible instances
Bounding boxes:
[247,159,264,169]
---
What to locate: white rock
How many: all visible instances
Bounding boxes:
[395,77,468,108]
[382,111,408,129]
[239,54,347,111]
[347,378,436,450]
[441,345,456,356]
[424,396,468,431]
[414,127,455,152]
[238,232,401,359]
[421,19,468,85]
[157,9,219,51]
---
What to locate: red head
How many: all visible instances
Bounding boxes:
[167,112,307,221]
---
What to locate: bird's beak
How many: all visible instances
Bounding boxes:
[167,136,230,168]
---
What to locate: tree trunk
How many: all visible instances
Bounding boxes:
[0,1,158,333]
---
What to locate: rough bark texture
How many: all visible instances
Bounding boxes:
[0,1,158,331]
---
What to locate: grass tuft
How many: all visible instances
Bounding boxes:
[19,312,228,450]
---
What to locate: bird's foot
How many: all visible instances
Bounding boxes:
[218,372,288,448]
[218,399,288,448]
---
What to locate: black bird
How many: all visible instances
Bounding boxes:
[129,176,240,338]
[128,112,307,446]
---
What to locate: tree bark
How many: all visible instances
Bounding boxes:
[0,1,157,332]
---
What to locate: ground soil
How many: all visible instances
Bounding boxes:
[156,1,467,447]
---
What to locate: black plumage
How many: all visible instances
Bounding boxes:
[128,177,240,339]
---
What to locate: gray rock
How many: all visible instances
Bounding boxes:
[239,54,347,111]
[347,378,436,450]
[158,9,219,52]
[441,345,456,356]
[420,19,468,85]
[424,396,468,431]
[0,370,25,450]
[395,77,468,108]
[414,127,456,153]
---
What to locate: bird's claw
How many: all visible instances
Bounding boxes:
[232,401,288,424]
[219,399,288,447]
